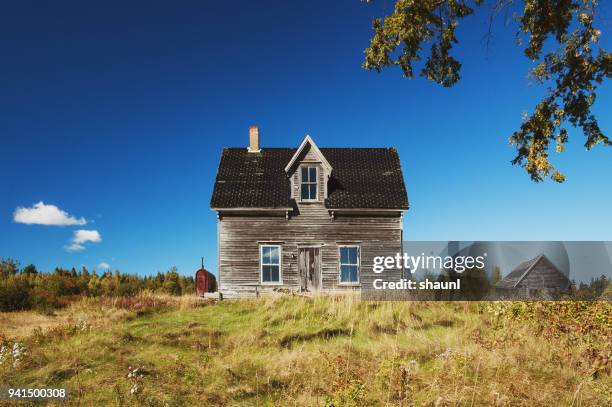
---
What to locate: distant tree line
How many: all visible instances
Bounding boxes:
[571,276,611,300]
[0,258,195,312]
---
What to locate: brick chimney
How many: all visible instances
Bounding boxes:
[248,125,260,153]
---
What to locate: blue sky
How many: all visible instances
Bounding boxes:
[1,1,611,277]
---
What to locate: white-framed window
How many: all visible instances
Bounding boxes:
[260,245,282,284]
[300,166,318,201]
[339,245,359,284]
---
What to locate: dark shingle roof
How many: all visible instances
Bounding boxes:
[210,147,409,210]
[210,148,294,209]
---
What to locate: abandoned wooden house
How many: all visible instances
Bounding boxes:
[210,126,409,297]
[496,254,570,298]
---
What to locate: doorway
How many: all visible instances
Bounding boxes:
[298,247,321,292]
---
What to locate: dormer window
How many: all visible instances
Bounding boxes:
[301,166,318,201]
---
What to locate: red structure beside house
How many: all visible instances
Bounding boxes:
[195,261,217,295]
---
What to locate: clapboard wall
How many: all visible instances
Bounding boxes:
[217,210,402,297]
[516,259,570,291]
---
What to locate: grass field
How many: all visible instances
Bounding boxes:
[0,294,610,406]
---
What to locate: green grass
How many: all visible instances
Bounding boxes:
[1,295,610,406]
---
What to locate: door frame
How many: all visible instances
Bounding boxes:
[297,244,322,292]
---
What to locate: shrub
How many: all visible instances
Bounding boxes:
[0,259,198,312]
[0,276,31,312]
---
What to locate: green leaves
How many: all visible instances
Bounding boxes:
[513,1,611,182]
[364,0,611,183]
[364,0,474,86]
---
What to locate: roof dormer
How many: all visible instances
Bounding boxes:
[284,135,332,175]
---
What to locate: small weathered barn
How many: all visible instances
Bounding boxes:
[496,254,570,298]
[210,127,409,297]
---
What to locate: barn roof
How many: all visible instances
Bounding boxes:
[210,146,409,210]
[496,254,565,289]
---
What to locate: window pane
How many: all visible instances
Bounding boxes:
[262,265,280,283]
[262,246,270,264]
[340,265,358,283]
[309,184,317,199]
[301,167,308,181]
[340,265,347,282]
[271,265,280,282]
[340,247,349,264]
[270,247,279,264]
[309,167,316,181]
[348,247,357,264]
[301,184,309,200]
[262,265,271,282]
[349,266,358,282]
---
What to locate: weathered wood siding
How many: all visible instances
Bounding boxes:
[217,212,402,297]
[516,262,569,291]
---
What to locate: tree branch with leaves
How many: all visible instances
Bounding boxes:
[363,0,611,182]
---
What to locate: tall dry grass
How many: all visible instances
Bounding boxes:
[0,292,210,339]
[0,294,609,406]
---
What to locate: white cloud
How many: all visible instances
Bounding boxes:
[14,201,86,226]
[73,230,101,244]
[97,262,111,270]
[65,229,101,252]
[65,243,85,252]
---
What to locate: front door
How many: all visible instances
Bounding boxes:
[299,247,320,292]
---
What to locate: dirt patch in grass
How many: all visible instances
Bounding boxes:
[434,318,457,327]
[47,367,78,383]
[45,360,90,384]
[368,320,403,335]
[117,331,138,344]
[279,327,352,348]
[412,322,433,330]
